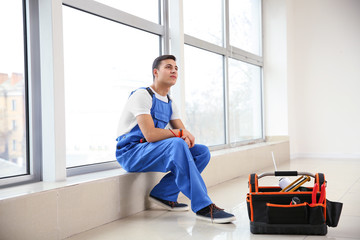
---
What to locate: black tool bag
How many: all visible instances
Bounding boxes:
[246,171,343,235]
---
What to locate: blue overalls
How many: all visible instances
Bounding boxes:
[116,87,212,213]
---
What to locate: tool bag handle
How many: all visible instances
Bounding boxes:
[258,171,315,178]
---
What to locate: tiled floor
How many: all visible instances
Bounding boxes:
[66,158,360,240]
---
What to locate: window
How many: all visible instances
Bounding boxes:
[63,6,160,168]
[12,140,17,152]
[183,0,223,46]
[0,1,28,179]
[12,120,17,130]
[12,99,17,111]
[228,59,262,143]
[184,45,225,146]
[229,0,262,55]
[183,0,263,148]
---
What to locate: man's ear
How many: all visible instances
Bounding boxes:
[153,68,158,78]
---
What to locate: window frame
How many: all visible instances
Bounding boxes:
[0,0,42,187]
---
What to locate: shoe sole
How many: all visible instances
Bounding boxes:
[196,214,236,224]
[149,196,189,212]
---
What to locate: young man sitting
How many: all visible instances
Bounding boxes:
[116,55,236,223]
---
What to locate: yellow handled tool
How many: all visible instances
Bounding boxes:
[280,175,311,192]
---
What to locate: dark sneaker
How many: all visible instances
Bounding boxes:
[196,204,236,223]
[149,195,189,212]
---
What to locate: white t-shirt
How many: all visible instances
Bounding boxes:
[116,87,180,136]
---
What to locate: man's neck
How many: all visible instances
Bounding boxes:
[150,83,170,96]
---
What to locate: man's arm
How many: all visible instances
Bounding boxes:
[136,115,195,148]
[136,114,176,143]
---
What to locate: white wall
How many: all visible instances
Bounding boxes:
[263,0,289,138]
[264,0,360,159]
[287,0,360,159]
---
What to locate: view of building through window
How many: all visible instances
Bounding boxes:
[0,1,27,178]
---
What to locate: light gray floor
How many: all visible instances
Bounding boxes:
[67,158,360,240]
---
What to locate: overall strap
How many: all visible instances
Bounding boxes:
[146,87,171,103]
[146,87,154,97]
[129,87,147,98]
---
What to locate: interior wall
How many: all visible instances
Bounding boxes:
[287,0,360,158]
[263,0,289,138]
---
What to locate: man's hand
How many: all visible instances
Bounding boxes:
[169,119,196,148]
[182,136,191,148]
[181,129,195,148]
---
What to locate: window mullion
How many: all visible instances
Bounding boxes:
[27,0,42,182]
[162,0,170,54]
[169,0,185,118]
[224,0,230,145]
[38,0,66,181]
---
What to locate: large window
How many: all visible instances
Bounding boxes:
[63,6,160,168]
[0,1,28,179]
[183,0,263,148]
[1,0,263,185]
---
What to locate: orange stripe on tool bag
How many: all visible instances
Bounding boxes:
[248,173,258,222]
[266,202,307,208]
[246,194,255,222]
[315,173,327,220]
[249,173,258,193]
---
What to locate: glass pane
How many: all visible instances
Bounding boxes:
[0,1,27,178]
[183,0,223,46]
[63,7,159,168]
[229,0,261,55]
[184,45,225,146]
[94,0,159,24]
[228,58,262,143]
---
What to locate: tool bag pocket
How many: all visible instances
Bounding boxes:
[266,202,325,225]
[326,199,343,227]
[266,203,308,224]
[308,204,325,225]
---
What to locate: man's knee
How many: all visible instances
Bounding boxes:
[192,144,210,161]
[168,137,189,149]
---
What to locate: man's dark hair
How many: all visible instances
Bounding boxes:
[152,55,176,79]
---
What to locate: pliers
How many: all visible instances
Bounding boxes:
[311,183,326,205]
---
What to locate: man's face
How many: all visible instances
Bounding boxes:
[154,59,178,86]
